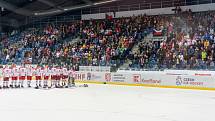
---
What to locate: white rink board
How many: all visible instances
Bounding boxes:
[75,70,215,90]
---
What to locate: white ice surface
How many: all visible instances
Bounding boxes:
[0,84,215,121]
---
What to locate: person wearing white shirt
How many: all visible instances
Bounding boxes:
[35,66,42,88]
[56,67,62,88]
[11,67,19,88]
[19,66,26,88]
[0,66,3,89]
[61,67,68,87]
[26,66,34,87]
[3,66,11,88]
[51,67,57,87]
[43,67,50,88]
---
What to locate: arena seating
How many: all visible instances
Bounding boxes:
[1,10,215,70]
[129,11,215,70]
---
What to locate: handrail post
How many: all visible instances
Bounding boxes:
[172,0,174,7]
[161,1,162,8]
[139,3,141,10]
[55,16,57,26]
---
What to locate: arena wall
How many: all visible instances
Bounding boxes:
[75,70,215,91]
[82,3,215,20]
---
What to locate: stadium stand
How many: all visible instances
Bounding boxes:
[0,0,215,71]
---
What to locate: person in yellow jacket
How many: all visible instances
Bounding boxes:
[201,50,207,61]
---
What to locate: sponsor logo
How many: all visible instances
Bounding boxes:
[133,74,141,83]
[176,76,203,86]
[112,74,126,82]
[133,74,161,84]
[194,73,211,76]
[75,73,85,80]
[105,73,111,82]
[166,73,188,75]
[91,73,102,80]
[87,72,91,80]
[176,76,182,86]
[142,79,161,84]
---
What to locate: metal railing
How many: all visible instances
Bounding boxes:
[25,0,214,27]
[26,15,81,28]
[79,66,111,72]
[81,0,214,14]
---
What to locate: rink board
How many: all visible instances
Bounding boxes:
[76,80,215,91]
[74,70,215,91]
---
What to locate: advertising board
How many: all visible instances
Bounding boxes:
[75,70,215,89]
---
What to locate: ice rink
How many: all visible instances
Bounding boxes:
[0,84,214,121]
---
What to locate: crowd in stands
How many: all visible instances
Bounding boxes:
[1,10,215,70]
[0,23,80,68]
[129,11,215,70]
[0,16,148,68]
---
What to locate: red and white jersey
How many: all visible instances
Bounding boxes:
[44,68,50,76]
[35,68,42,76]
[0,68,3,77]
[56,68,61,76]
[40,69,44,76]
[47,68,52,76]
[62,68,68,75]
[26,67,34,76]
[51,68,57,76]
[19,67,26,76]
[3,68,12,77]
[12,68,19,77]
[69,69,76,77]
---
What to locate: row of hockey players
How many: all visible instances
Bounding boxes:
[0,65,76,89]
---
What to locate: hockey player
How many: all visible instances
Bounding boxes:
[51,66,57,88]
[0,66,3,89]
[26,66,34,87]
[47,67,52,88]
[43,66,50,88]
[61,67,68,87]
[11,66,19,88]
[19,66,26,88]
[68,68,76,88]
[3,66,11,88]
[40,67,44,87]
[35,66,42,88]
[56,67,61,88]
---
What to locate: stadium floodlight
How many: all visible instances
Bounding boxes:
[1,7,4,12]
[34,9,62,16]
[93,0,118,5]
[63,4,91,11]
[0,0,32,16]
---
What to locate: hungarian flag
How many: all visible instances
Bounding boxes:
[153,29,163,36]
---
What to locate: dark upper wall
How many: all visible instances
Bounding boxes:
[81,0,215,14]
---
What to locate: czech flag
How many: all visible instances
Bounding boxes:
[153,29,163,36]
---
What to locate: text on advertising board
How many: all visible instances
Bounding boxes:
[176,76,203,86]
[112,74,126,82]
